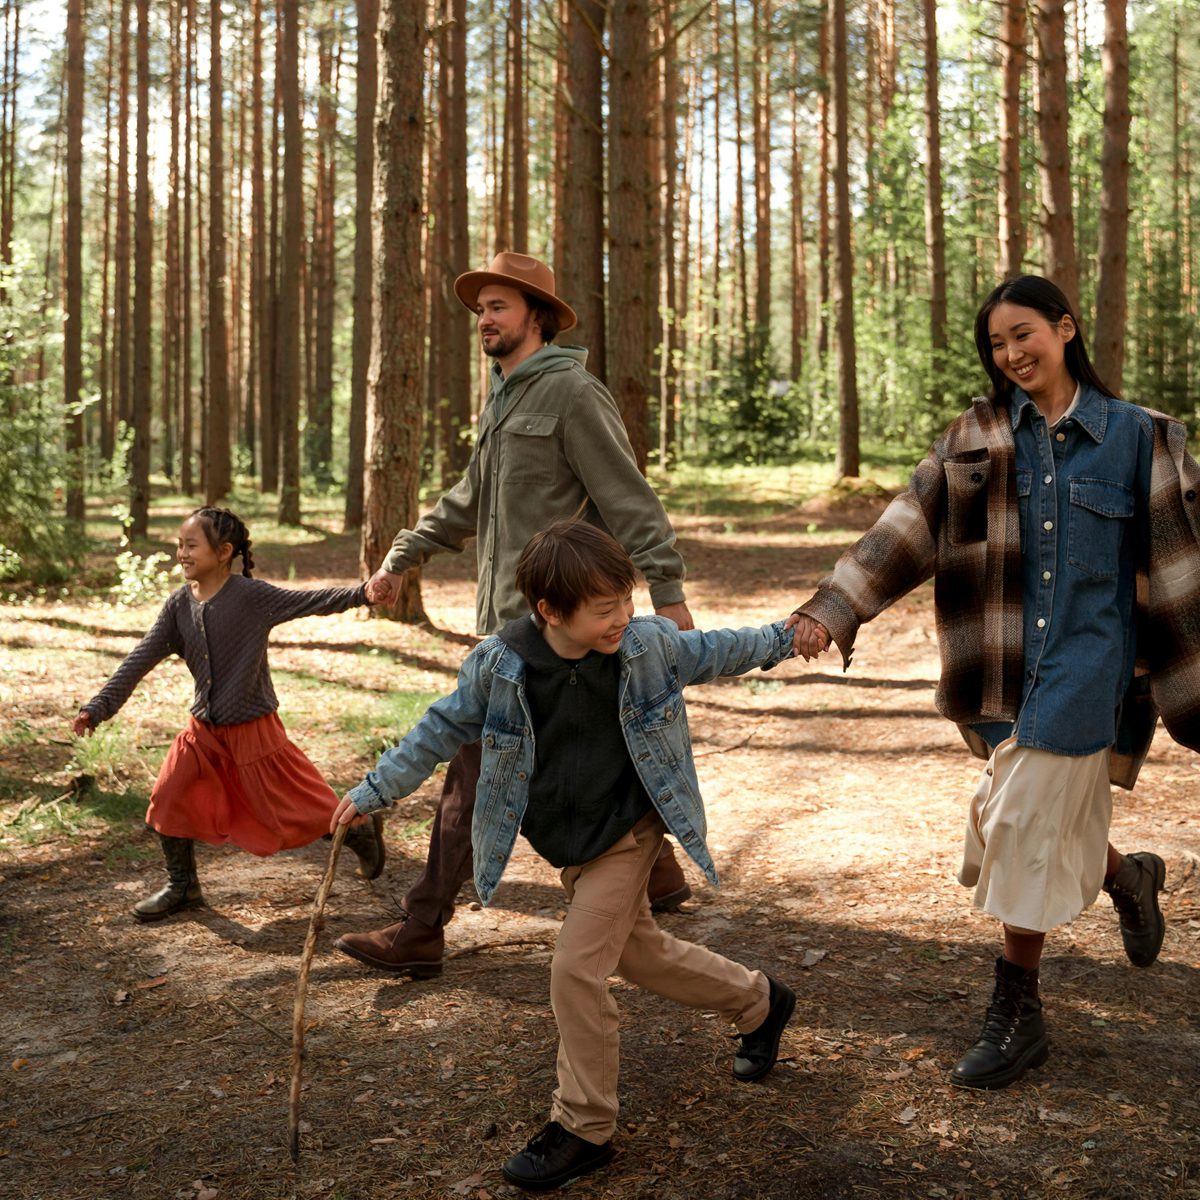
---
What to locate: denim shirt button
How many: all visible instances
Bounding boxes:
[1043,520,1053,532]
[517,771,527,781]
[1036,618,1046,629]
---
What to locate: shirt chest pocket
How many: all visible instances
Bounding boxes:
[502,412,561,484]
[1067,477,1133,580]
[944,455,991,545]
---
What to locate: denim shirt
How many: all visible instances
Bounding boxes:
[348,616,794,904]
[974,385,1153,755]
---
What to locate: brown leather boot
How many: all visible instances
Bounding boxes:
[333,910,444,977]
[648,838,692,912]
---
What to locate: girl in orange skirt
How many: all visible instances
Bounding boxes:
[73,506,385,921]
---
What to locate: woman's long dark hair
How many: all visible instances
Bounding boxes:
[973,275,1119,406]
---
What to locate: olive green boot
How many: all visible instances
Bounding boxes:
[132,834,204,922]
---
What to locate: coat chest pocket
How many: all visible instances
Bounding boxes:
[1068,477,1133,580]
[502,412,561,483]
[944,455,991,545]
[481,728,523,800]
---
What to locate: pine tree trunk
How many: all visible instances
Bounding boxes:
[510,0,527,248]
[206,0,231,502]
[998,0,1025,278]
[64,0,85,522]
[307,22,335,486]
[659,0,678,465]
[362,0,427,622]
[829,0,858,477]
[181,0,195,493]
[98,0,115,461]
[558,0,605,378]
[1036,0,1078,308]
[260,0,282,495]
[816,11,830,360]
[345,0,376,530]
[608,0,653,470]
[129,0,153,534]
[1093,0,1129,392]
[729,0,748,340]
[751,0,771,342]
[277,0,302,523]
[444,0,470,472]
[248,0,266,483]
[921,0,946,406]
[114,0,131,430]
[162,0,181,483]
[789,43,807,382]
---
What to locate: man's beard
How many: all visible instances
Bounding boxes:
[481,319,532,359]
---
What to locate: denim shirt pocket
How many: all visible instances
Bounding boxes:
[1068,477,1134,579]
[501,412,561,483]
[944,454,991,545]
[1016,468,1032,553]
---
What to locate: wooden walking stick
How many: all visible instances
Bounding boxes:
[289,820,348,1165]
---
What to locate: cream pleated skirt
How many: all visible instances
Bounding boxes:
[959,736,1112,933]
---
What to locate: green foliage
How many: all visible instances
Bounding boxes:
[69,722,137,787]
[338,688,445,757]
[111,549,175,607]
[0,251,88,583]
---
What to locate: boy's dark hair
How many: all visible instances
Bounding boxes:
[189,506,256,577]
[516,519,637,619]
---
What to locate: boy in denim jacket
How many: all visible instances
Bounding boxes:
[332,519,796,1191]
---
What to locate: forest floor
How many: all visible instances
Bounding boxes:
[1,468,1198,1200]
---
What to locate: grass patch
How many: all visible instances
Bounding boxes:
[338,688,445,756]
[1,778,147,845]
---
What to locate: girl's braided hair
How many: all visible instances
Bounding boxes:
[189,506,255,577]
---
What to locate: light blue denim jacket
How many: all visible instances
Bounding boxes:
[348,616,794,905]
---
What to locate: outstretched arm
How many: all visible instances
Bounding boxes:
[79,599,182,725]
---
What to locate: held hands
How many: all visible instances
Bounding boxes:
[365,568,403,607]
[784,611,831,661]
[654,601,695,631]
[72,710,93,738]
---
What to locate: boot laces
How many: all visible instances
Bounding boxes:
[978,981,1025,1050]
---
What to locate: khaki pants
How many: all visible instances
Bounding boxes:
[550,812,769,1144]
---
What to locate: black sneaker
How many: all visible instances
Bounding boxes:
[500,1121,615,1191]
[733,976,796,1082]
[1103,851,1166,968]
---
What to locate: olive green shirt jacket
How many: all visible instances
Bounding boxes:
[383,345,686,635]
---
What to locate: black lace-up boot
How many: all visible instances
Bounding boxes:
[950,957,1048,1090]
[1103,851,1166,968]
[132,834,204,922]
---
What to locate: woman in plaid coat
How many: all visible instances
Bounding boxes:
[789,275,1200,1090]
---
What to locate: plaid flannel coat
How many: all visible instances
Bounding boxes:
[798,397,1200,789]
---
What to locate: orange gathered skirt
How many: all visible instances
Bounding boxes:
[145,712,339,856]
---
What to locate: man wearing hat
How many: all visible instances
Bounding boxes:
[335,252,695,977]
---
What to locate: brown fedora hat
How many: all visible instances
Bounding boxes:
[453,251,578,333]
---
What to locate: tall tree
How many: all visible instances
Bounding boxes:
[307,20,336,486]
[608,0,653,468]
[181,0,195,493]
[997,0,1026,278]
[63,0,84,522]
[789,42,807,381]
[277,0,302,523]
[97,0,115,460]
[248,0,266,483]
[345,0,376,530]
[162,0,181,482]
[206,0,231,502]
[829,0,858,476]
[443,0,470,473]
[129,0,152,535]
[751,0,772,340]
[1036,0,1078,308]
[921,0,946,406]
[659,0,679,464]
[113,0,131,431]
[361,0,427,621]
[557,0,605,378]
[1093,0,1130,391]
[510,0,527,248]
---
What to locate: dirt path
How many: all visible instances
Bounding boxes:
[1,505,1198,1200]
